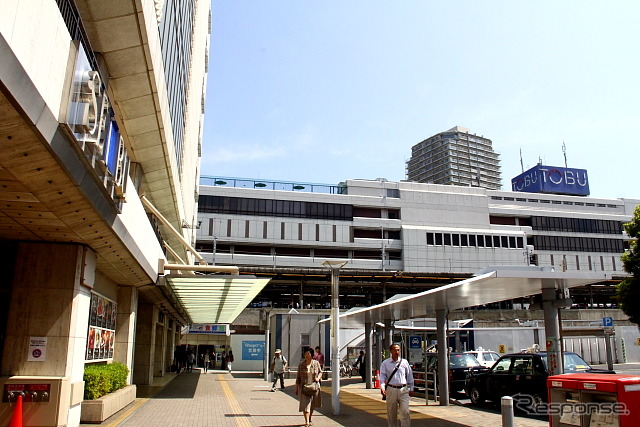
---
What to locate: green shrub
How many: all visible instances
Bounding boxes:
[84,362,130,400]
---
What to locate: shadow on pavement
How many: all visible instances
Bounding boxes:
[147,371,201,399]
[274,385,470,427]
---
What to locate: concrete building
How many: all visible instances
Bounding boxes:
[196,177,640,369]
[0,1,210,425]
[196,176,637,308]
[406,126,502,189]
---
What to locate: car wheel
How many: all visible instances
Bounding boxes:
[469,387,485,404]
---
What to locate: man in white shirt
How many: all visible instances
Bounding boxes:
[270,349,288,391]
[380,344,414,427]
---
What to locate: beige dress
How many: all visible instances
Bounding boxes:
[296,359,322,412]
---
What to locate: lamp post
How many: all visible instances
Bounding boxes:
[322,260,348,416]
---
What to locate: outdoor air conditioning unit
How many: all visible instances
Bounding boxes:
[69,70,101,135]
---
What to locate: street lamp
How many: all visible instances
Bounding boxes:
[322,259,348,416]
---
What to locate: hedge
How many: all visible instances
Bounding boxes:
[83,362,130,400]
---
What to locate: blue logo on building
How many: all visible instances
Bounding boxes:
[511,165,589,196]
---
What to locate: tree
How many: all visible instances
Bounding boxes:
[617,205,640,328]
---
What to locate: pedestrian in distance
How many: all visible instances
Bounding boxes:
[221,351,227,370]
[354,350,367,382]
[295,348,322,427]
[270,349,288,391]
[313,346,325,370]
[187,351,195,372]
[203,351,210,373]
[380,344,414,427]
[227,350,234,372]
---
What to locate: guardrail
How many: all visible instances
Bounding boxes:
[412,370,438,405]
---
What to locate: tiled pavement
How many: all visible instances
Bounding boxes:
[88,369,548,427]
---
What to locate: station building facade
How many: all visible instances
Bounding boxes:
[0,1,210,425]
[196,177,638,308]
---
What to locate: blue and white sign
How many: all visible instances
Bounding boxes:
[409,336,422,349]
[511,165,589,196]
[242,341,264,360]
[603,317,614,327]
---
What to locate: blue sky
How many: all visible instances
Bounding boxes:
[202,1,640,199]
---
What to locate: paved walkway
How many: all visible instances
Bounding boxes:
[87,369,548,427]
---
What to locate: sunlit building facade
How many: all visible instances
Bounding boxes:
[407,126,502,190]
[0,0,210,425]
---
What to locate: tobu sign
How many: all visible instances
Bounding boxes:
[511,164,589,196]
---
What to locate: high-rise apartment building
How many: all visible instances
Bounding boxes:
[0,1,210,425]
[406,126,502,189]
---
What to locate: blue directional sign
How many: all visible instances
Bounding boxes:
[603,317,613,327]
[409,336,422,349]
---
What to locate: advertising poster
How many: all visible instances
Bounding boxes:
[86,293,116,361]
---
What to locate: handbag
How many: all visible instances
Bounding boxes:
[302,382,319,396]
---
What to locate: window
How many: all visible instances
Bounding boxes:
[492,357,512,374]
[301,334,310,346]
[435,233,443,245]
[427,233,435,245]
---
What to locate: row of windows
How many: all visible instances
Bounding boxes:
[531,235,624,253]
[159,0,196,171]
[199,196,354,221]
[195,243,401,260]
[426,232,525,249]
[491,196,621,209]
[531,216,622,234]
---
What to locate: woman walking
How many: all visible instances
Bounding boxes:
[295,349,322,427]
[203,351,210,373]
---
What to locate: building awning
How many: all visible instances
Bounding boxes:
[336,266,611,328]
[165,275,271,324]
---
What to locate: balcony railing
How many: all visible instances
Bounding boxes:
[200,176,347,194]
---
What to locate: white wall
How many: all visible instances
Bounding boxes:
[230,334,265,371]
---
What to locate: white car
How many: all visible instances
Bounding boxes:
[465,350,500,368]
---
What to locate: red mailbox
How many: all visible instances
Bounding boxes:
[547,373,640,427]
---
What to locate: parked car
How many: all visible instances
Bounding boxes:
[423,352,483,393]
[464,350,500,368]
[465,352,615,410]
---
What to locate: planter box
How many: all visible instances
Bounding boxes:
[80,384,137,423]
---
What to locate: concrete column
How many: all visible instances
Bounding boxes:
[2,242,94,426]
[166,323,176,372]
[436,309,449,405]
[115,286,138,384]
[133,301,157,385]
[365,322,373,388]
[542,287,563,375]
[154,321,165,377]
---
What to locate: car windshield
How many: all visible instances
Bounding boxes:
[541,353,592,372]
[450,353,481,368]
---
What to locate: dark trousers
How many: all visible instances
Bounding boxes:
[272,372,285,389]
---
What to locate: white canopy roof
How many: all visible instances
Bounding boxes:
[165,275,271,324]
[336,266,610,328]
